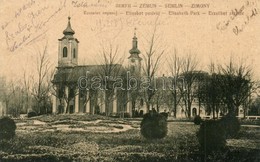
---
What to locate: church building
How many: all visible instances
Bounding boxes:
[52,17,244,119]
[51,17,142,117]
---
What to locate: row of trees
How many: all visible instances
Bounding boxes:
[147,58,257,119]
[0,24,259,118]
[122,25,257,118]
[125,26,258,118]
[199,61,255,118]
[0,44,54,116]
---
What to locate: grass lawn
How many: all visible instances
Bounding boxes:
[0,115,259,162]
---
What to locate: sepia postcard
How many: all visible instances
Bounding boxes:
[0,0,259,161]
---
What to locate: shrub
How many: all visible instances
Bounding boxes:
[220,113,240,138]
[121,112,130,118]
[0,117,16,140]
[194,115,202,125]
[197,120,226,153]
[99,112,106,116]
[160,112,168,119]
[133,110,139,117]
[140,112,167,139]
[94,105,100,114]
[139,110,144,117]
[109,113,120,118]
[28,111,37,118]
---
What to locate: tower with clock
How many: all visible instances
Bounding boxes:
[128,28,142,76]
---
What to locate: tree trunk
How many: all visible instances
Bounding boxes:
[132,100,136,117]
[198,98,201,116]
[243,107,247,119]
[187,101,192,118]
[213,107,215,119]
[173,91,177,118]
[146,102,150,112]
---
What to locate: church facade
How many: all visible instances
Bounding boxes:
[51,17,142,117]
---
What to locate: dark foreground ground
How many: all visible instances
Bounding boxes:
[0,115,259,162]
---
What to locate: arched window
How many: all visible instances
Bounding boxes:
[192,108,197,116]
[73,48,76,58]
[63,47,67,57]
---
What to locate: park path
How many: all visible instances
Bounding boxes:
[16,119,137,133]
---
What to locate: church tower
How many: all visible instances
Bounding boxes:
[128,28,142,76]
[58,17,79,67]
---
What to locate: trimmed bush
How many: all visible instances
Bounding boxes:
[140,112,167,139]
[160,112,168,119]
[0,117,16,140]
[197,120,226,153]
[220,113,240,138]
[133,110,139,117]
[120,112,130,118]
[194,115,202,125]
[139,110,144,117]
[99,112,106,116]
[28,111,37,118]
[109,113,120,118]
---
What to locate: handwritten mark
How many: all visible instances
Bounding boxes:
[71,0,112,8]
[216,1,259,35]
[233,8,258,35]
[91,18,124,40]
[2,0,67,53]
[1,0,36,31]
[89,17,169,41]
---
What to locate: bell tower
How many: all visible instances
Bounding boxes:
[58,17,79,67]
[128,28,142,76]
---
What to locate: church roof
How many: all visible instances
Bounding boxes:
[129,35,140,54]
[129,48,141,55]
[52,64,125,84]
[63,16,75,36]
[58,16,79,42]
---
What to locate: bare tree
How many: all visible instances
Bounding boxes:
[31,43,54,114]
[180,54,199,118]
[0,78,13,116]
[217,58,254,116]
[248,97,260,116]
[150,76,172,112]
[198,62,222,119]
[22,69,35,114]
[167,49,184,117]
[76,69,100,115]
[96,43,125,116]
[1,79,25,117]
[52,67,80,114]
[142,25,165,112]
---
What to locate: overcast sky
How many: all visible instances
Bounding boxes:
[0,0,259,82]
